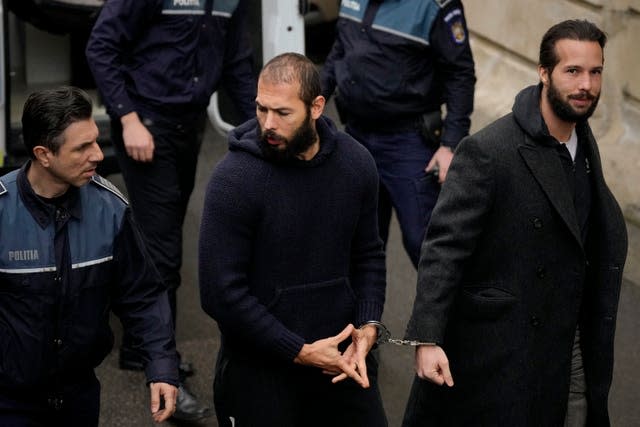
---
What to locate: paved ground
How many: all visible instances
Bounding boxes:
[97,116,640,427]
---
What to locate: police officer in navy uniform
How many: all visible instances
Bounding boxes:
[321,0,476,268]
[86,0,256,419]
[0,87,178,426]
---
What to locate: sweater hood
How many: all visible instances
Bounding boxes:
[512,84,559,147]
[228,116,339,167]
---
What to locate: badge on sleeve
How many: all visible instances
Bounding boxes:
[450,19,467,44]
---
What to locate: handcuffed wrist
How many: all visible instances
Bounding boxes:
[358,320,390,345]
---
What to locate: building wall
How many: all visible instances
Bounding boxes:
[464,0,640,284]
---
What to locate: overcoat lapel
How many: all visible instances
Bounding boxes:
[518,141,583,248]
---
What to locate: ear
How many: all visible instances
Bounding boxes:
[538,65,549,86]
[310,95,325,120]
[32,145,52,167]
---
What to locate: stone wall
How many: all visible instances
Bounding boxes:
[464,0,640,284]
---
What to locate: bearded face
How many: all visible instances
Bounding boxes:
[259,108,318,163]
[541,39,604,124]
[547,73,600,123]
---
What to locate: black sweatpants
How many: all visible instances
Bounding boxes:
[214,350,388,427]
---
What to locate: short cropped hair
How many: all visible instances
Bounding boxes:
[21,86,93,158]
[539,19,607,73]
[260,52,321,107]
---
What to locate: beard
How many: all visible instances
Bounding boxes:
[547,76,600,123]
[259,111,318,163]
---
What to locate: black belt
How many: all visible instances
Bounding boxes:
[348,115,424,133]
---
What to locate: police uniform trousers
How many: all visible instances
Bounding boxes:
[111,115,205,325]
[346,124,439,268]
[0,371,100,427]
[213,348,388,427]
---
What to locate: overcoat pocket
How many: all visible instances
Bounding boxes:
[458,286,516,320]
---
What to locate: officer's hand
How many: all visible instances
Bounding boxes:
[149,382,177,423]
[294,324,367,387]
[415,345,454,387]
[425,146,453,183]
[121,112,155,162]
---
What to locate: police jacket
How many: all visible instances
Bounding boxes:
[321,0,476,148]
[0,164,178,393]
[86,0,255,124]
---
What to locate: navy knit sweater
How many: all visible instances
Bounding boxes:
[199,116,386,362]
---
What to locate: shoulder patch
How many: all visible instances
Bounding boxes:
[0,180,6,196]
[91,175,129,205]
[442,7,467,44]
[449,18,467,44]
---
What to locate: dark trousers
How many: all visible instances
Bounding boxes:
[214,350,388,427]
[0,373,100,427]
[346,125,439,268]
[564,328,587,427]
[111,115,205,354]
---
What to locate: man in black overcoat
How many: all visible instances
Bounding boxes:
[403,20,628,426]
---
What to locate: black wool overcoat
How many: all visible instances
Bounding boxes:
[404,85,628,426]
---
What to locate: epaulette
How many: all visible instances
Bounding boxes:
[435,0,453,8]
[0,180,7,196]
[91,175,129,205]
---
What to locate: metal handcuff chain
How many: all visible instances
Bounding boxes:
[359,320,435,346]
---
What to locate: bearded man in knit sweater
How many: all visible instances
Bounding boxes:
[198,52,388,427]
